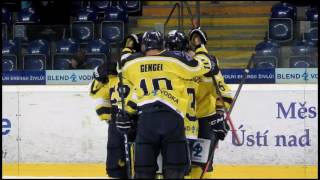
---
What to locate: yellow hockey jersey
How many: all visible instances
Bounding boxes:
[120,48,212,120]
[196,60,233,119]
[184,79,199,139]
[89,75,120,121]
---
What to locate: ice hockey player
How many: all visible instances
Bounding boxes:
[190,29,233,176]
[115,29,218,179]
[165,29,233,177]
[164,29,199,141]
[88,33,142,179]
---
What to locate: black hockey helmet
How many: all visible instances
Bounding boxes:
[141,30,164,51]
[165,30,189,51]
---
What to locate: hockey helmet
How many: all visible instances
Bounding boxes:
[165,30,189,51]
[141,30,164,51]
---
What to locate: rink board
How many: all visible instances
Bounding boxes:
[2,84,318,178]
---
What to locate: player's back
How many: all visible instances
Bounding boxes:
[122,50,207,119]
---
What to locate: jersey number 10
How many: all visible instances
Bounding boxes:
[139,78,173,95]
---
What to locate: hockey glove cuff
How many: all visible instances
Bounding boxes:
[115,110,132,135]
[208,113,230,141]
[189,27,208,45]
[125,33,143,52]
[93,64,108,83]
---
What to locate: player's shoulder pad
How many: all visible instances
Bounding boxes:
[121,52,145,67]
[161,50,198,67]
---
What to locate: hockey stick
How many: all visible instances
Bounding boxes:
[210,53,255,144]
[116,43,133,179]
[200,54,254,179]
[199,133,219,179]
[199,72,239,179]
[228,53,254,114]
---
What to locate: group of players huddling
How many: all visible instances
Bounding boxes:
[89,27,233,179]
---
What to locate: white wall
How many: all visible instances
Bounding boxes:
[2,84,318,165]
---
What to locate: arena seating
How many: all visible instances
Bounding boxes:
[17,7,40,23]
[101,4,128,43]
[91,1,111,14]
[119,1,141,14]
[2,1,317,70]
[14,7,40,41]
[268,2,297,42]
[53,38,79,70]
[2,7,12,40]
[71,7,97,44]
[306,6,318,22]
[84,39,110,69]
[289,40,317,68]
[2,40,18,71]
[305,6,318,42]
[23,39,49,70]
[253,40,280,68]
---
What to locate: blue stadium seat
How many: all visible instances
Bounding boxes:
[2,40,18,71]
[252,56,278,68]
[2,7,12,40]
[91,1,111,13]
[268,2,296,42]
[271,2,297,20]
[253,40,280,68]
[119,1,141,14]
[104,5,128,22]
[17,8,40,23]
[305,7,318,42]
[2,40,18,55]
[53,38,79,70]
[71,8,96,43]
[101,5,127,43]
[291,40,316,56]
[23,39,49,70]
[101,21,125,43]
[84,39,110,69]
[289,40,317,68]
[304,28,318,42]
[2,7,12,25]
[306,7,318,22]
[289,56,316,68]
[255,40,280,56]
[14,8,40,42]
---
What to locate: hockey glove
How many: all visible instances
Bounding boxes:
[209,55,220,75]
[208,112,230,141]
[125,33,143,52]
[189,27,208,46]
[115,110,132,135]
[93,63,108,83]
[203,55,220,77]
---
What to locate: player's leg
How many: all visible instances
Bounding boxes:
[161,111,190,179]
[134,112,160,178]
[197,115,219,172]
[106,120,127,178]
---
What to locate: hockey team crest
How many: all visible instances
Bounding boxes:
[188,138,211,163]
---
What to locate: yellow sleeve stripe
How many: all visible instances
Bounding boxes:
[195,44,209,54]
[98,114,111,121]
[96,107,111,116]
[122,47,133,54]
[89,80,104,96]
